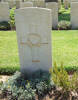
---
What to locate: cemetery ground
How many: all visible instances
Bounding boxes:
[0,30,78,74]
[0,5,78,100]
[0,30,78,100]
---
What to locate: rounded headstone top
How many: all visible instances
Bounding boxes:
[15,7,52,13]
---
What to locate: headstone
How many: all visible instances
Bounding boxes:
[71,0,78,2]
[8,0,16,8]
[63,0,69,9]
[0,2,9,22]
[46,2,58,29]
[0,0,7,2]
[33,0,46,8]
[71,2,78,29]
[20,2,33,8]
[8,0,21,9]
[15,0,21,8]
[15,7,52,75]
[58,0,61,9]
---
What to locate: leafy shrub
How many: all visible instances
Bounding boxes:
[1,71,53,100]
[50,62,78,92]
[58,21,71,30]
[0,7,16,30]
[0,21,11,30]
[10,7,16,29]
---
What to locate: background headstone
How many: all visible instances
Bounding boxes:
[46,2,58,29]
[71,2,78,29]
[20,2,33,8]
[8,0,16,8]
[71,0,78,2]
[15,0,21,8]
[15,7,52,75]
[0,2,9,22]
[58,0,61,9]
[63,0,69,9]
[8,0,21,9]
[33,0,46,8]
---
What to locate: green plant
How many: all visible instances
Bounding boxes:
[50,62,78,92]
[1,71,53,100]
[58,5,70,21]
[0,21,11,30]
[10,7,16,28]
[58,21,71,30]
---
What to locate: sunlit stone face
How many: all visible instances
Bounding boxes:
[15,7,52,75]
[0,2,9,22]
[71,2,78,29]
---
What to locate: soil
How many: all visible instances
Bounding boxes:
[0,75,78,100]
[0,75,10,83]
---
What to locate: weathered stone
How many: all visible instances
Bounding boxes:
[33,0,46,8]
[0,2,9,22]
[8,0,21,8]
[15,0,21,8]
[71,2,78,29]
[20,2,33,8]
[8,0,15,8]
[46,2,58,29]
[15,7,52,75]
[71,0,78,2]
[58,0,61,9]
[63,0,69,9]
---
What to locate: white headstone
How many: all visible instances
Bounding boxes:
[63,0,69,9]
[58,0,61,9]
[46,2,58,29]
[15,0,21,8]
[71,0,78,2]
[71,2,78,29]
[0,2,9,22]
[8,0,21,8]
[8,0,16,8]
[20,2,33,8]
[33,0,46,8]
[15,7,52,74]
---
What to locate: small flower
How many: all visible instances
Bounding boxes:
[8,85,10,89]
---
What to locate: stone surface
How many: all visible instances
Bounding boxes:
[0,2,9,22]
[20,2,33,8]
[15,0,21,8]
[8,0,16,8]
[71,2,78,29]
[71,0,78,2]
[8,0,21,8]
[58,0,61,9]
[63,0,69,9]
[33,0,46,7]
[46,2,58,29]
[15,7,52,74]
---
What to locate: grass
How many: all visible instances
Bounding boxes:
[0,31,78,74]
[52,30,78,67]
[0,7,78,74]
[0,31,19,74]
